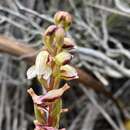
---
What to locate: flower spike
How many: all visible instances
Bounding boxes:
[27,11,78,130]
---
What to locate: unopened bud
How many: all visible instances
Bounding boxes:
[55,51,72,65]
[43,25,57,45]
[60,65,78,80]
[63,37,76,50]
[54,11,72,30]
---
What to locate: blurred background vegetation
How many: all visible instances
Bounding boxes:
[0,0,130,130]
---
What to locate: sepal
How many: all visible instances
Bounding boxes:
[60,65,78,80]
[55,51,72,65]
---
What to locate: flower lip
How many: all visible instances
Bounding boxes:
[27,84,70,106]
[40,83,70,102]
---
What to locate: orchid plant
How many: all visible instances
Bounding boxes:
[26,11,78,130]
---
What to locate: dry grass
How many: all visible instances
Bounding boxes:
[0,0,130,130]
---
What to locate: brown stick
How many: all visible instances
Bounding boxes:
[0,35,125,119]
[0,35,126,118]
[0,36,36,63]
[0,35,115,94]
[0,35,106,93]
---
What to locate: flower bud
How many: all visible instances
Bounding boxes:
[60,65,78,80]
[43,25,57,46]
[63,37,76,50]
[55,51,72,65]
[55,27,64,45]
[54,11,72,30]
[27,51,52,80]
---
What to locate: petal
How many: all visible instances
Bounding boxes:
[55,27,64,45]
[41,84,70,102]
[35,51,48,70]
[26,65,36,79]
[43,66,52,80]
[43,25,57,46]
[27,88,44,105]
[44,25,57,36]
[35,51,52,78]
[36,65,46,76]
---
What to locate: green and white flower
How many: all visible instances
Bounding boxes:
[27,51,52,80]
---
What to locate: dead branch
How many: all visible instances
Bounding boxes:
[0,35,124,116]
